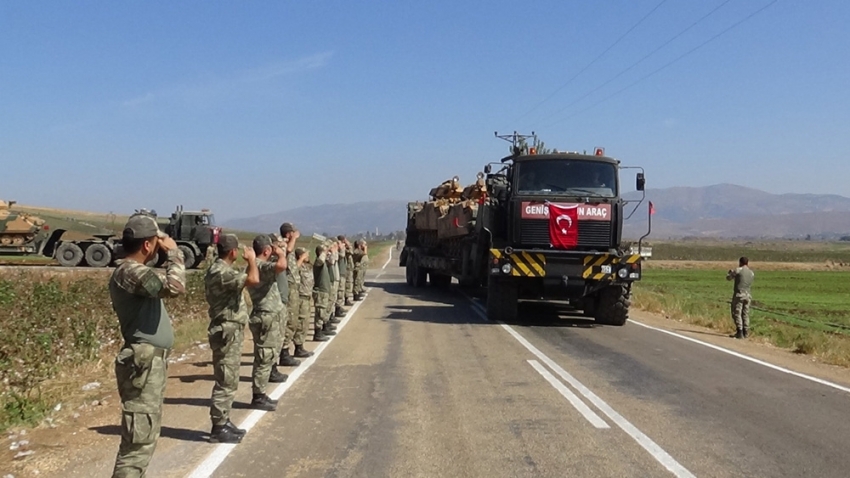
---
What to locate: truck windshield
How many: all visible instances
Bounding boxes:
[516,160,617,197]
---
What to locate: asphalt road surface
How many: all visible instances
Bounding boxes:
[181,259,850,478]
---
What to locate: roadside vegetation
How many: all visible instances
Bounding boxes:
[648,239,850,263]
[634,244,850,367]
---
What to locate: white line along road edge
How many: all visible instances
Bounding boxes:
[186,248,394,478]
[527,360,609,429]
[469,302,695,478]
[630,319,850,395]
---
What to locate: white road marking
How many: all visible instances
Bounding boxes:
[630,319,850,394]
[186,248,393,478]
[527,360,609,429]
[468,302,695,478]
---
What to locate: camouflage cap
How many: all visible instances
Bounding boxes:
[294,246,307,257]
[123,214,167,241]
[252,234,273,253]
[218,234,240,253]
[280,222,296,235]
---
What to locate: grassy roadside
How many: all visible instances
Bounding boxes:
[633,269,850,367]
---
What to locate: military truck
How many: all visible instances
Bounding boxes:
[400,132,650,325]
[41,206,220,269]
[0,200,51,255]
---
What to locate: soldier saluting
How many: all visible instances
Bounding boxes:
[727,256,755,339]
[109,213,185,478]
[204,234,260,443]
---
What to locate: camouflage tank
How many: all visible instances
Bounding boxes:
[0,200,48,253]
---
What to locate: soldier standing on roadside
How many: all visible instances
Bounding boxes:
[343,238,355,306]
[313,244,338,341]
[109,214,185,478]
[726,256,755,339]
[334,236,349,318]
[327,240,342,326]
[352,240,369,300]
[204,234,259,443]
[247,235,288,410]
[295,247,315,346]
[279,223,312,361]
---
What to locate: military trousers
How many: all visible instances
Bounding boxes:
[345,270,354,301]
[285,286,306,346]
[731,293,751,330]
[296,294,312,343]
[337,275,347,307]
[112,343,170,478]
[313,291,329,331]
[208,322,244,427]
[249,310,283,395]
[329,280,339,311]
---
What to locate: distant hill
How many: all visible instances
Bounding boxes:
[224,184,850,240]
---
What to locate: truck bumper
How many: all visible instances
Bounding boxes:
[489,248,642,283]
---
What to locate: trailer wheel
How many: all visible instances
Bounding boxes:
[178,245,196,269]
[486,276,518,323]
[429,272,452,288]
[55,242,84,267]
[594,284,630,326]
[84,243,112,268]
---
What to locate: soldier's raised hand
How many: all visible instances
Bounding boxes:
[243,245,256,262]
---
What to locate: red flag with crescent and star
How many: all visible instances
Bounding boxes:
[548,203,579,249]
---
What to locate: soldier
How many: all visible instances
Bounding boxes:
[279,223,312,361]
[335,235,349,317]
[204,234,258,443]
[269,232,301,370]
[109,214,185,478]
[313,244,338,341]
[343,238,355,306]
[726,256,755,339]
[247,235,288,411]
[294,247,315,346]
[326,240,342,326]
[352,239,369,300]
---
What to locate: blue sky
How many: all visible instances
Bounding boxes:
[2,1,848,220]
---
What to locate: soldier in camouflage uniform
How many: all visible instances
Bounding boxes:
[726,256,755,339]
[312,244,338,341]
[294,247,315,345]
[269,232,300,371]
[204,234,259,443]
[352,240,369,300]
[326,241,342,326]
[247,235,288,410]
[280,223,313,359]
[343,238,355,306]
[109,214,185,478]
[334,236,349,318]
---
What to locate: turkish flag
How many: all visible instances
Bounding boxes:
[548,203,579,249]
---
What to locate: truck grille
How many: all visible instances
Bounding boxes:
[519,219,611,248]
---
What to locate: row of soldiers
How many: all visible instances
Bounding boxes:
[107,214,370,477]
[204,223,370,445]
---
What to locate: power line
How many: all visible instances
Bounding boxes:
[543,0,780,128]
[533,0,734,128]
[514,0,669,123]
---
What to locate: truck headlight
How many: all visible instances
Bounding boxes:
[501,264,512,274]
[617,267,629,279]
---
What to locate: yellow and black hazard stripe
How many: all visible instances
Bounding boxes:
[582,254,641,280]
[490,249,547,277]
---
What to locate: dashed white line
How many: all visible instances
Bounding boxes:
[527,359,609,429]
[186,249,393,478]
[629,319,850,395]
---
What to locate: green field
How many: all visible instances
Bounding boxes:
[634,269,850,365]
[648,240,850,263]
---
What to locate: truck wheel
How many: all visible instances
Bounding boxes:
[486,276,518,323]
[55,242,84,267]
[594,285,630,326]
[408,257,427,288]
[405,262,415,285]
[84,243,112,268]
[178,245,196,269]
[429,272,452,288]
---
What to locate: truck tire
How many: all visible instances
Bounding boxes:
[410,257,427,288]
[178,245,195,270]
[429,272,452,288]
[55,242,84,267]
[84,243,112,268]
[486,276,518,323]
[594,284,630,326]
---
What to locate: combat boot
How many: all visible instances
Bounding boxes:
[322,324,337,336]
[269,366,288,383]
[313,331,330,342]
[354,294,364,301]
[293,344,314,358]
[731,328,744,339]
[328,316,341,325]
[210,424,243,444]
[251,393,278,411]
[278,348,301,367]
[224,420,246,436]
[335,306,347,318]
[344,299,354,307]
[743,327,750,338]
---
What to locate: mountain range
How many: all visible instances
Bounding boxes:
[223,184,850,240]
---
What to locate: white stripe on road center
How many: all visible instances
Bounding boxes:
[527,360,609,429]
[186,249,394,478]
[629,319,850,395]
[468,302,695,478]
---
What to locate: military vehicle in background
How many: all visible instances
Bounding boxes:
[0,200,51,255]
[400,132,650,325]
[39,206,220,269]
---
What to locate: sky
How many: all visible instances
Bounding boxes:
[2,1,849,220]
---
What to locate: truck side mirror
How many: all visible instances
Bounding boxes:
[484,164,492,174]
[636,173,645,191]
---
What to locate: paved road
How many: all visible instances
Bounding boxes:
[192,264,850,478]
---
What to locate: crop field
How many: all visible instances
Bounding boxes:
[634,242,850,366]
[647,239,850,263]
